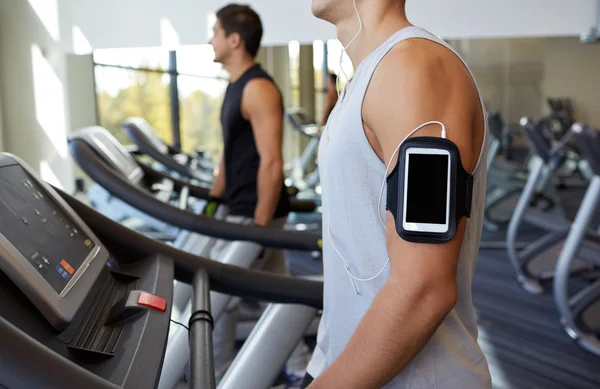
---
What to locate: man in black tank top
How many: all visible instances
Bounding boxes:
[207,4,308,383]
[208,4,290,224]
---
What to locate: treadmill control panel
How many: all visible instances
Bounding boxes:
[0,165,95,294]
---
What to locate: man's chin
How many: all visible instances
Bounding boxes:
[311,1,334,23]
[311,1,325,19]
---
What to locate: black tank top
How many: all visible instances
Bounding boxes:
[220,64,290,218]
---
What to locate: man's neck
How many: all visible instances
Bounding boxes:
[336,3,411,70]
[224,56,257,83]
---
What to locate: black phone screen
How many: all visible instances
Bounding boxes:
[406,153,449,224]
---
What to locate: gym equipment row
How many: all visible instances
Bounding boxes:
[499,118,600,356]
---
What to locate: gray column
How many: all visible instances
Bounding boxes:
[298,44,315,170]
[0,72,4,151]
[299,44,315,118]
[258,46,295,166]
[268,46,291,108]
[66,53,98,195]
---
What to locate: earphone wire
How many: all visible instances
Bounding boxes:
[336,0,362,97]
[322,0,448,292]
[324,121,446,291]
[328,0,362,144]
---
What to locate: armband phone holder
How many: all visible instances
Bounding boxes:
[386,137,473,244]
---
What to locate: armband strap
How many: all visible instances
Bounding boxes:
[385,136,474,244]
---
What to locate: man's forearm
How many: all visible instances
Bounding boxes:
[254,161,283,226]
[309,279,455,389]
[209,159,226,198]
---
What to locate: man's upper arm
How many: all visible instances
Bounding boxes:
[242,79,284,163]
[363,41,482,299]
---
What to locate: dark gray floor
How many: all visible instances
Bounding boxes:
[475,248,600,389]
[475,177,600,389]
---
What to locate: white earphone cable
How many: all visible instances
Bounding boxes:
[323,121,446,293]
[336,0,363,97]
[322,0,449,293]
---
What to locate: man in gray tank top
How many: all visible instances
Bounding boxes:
[302,0,492,388]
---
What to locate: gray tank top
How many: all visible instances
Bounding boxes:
[306,26,492,388]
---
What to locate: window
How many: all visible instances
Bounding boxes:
[94,66,172,146]
[92,41,351,167]
[93,45,227,160]
[178,75,226,159]
[176,45,227,160]
[176,45,226,78]
[93,47,169,70]
[313,40,326,126]
[94,47,172,145]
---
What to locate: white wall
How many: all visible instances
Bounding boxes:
[66,53,98,192]
[0,0,74,191]
[407,0,598,40]
[0,72,4,151]
[58,0,598,51]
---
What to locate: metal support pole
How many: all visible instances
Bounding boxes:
[189,270,216,389]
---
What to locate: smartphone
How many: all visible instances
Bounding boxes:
[402,148,451,233]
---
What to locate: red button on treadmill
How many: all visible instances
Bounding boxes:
[137,292,167,312]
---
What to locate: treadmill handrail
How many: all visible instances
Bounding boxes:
[69,139,322,251]
[137,160,212,199]
[572,123,600,176]
[123,119,211,182]
[127,120,317,214]
[57,189,324,309]
[138,161,317,214]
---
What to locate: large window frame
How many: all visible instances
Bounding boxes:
[93,43,335,154]
[93,49,227,151]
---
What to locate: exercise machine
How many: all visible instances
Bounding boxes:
[123,117,215,185]
[483,112,525,231]
[0,152,323,389]
[123,118,317,216]
[553,123,600,356]
[68,126,323,387]
[543,98,593,184]
[505,117,591,295]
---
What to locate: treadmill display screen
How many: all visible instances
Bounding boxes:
[0,165,96,294]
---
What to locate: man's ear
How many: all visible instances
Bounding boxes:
[228,32,242,50]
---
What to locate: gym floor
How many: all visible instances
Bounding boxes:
[475,248,600,389]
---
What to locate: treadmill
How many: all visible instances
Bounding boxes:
[0,152,322,389]
[67,126,320,250]
[122,118,316,215]
[123,117,215,185]
[67,126,322,387]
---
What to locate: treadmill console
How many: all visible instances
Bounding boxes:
[0,154,108,330]
[68,126,145,185]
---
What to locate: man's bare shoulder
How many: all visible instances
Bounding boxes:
[366,38,477,110]
[242,78,281,117]
[362,38,483,171]
[244,78,280,101]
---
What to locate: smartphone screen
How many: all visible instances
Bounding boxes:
[406,153,449,224]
